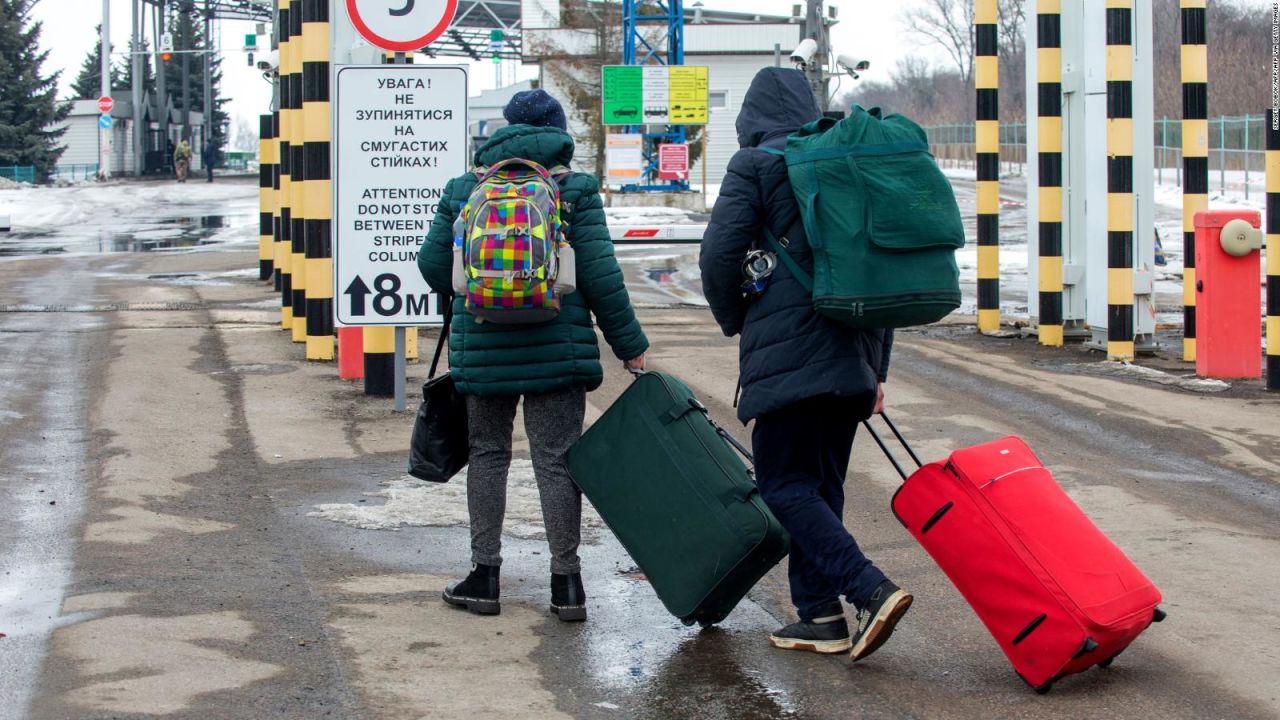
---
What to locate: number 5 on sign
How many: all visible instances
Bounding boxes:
[345,0,458,51]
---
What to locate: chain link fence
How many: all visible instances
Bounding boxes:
[925,115,1265,197]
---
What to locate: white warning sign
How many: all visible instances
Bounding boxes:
[334,64,468,326]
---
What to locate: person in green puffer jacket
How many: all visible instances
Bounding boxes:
[418,89,649,622]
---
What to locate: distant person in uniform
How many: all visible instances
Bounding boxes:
[174,139,192,183]
[700,67,913,662]
[417,89,649,622]
[202,140,217,183]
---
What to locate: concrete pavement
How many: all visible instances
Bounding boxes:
[0,245,1277,719]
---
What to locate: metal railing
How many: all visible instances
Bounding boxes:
[51,164,100,181]
[925,115,1266,196]
[924,123,1028,176]
[0,166,36,184]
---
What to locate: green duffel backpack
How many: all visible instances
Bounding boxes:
[762,105,965,329]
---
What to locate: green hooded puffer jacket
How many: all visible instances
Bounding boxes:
[418,124,649,396]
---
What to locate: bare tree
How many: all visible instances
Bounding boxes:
[232,115,258,152]
[900,0,976,85]
[997,0,1025,123]
[527,0,623,175]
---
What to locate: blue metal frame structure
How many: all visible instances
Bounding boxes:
[621,0,688,192]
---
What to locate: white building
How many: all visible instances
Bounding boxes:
[520,0,803,186]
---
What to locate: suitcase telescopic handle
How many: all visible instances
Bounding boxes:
[862,413,923,481]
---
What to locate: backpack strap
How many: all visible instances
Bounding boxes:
[762,222,813,293]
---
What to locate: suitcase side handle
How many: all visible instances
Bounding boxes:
[863,412,923,481]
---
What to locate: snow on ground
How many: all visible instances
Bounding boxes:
[0,181,254,231]
[307,459,607,537]
[0,179,259,257]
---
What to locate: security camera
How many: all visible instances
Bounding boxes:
[790,39,818,69]
[256,49,279,73]
[836,54,870,79]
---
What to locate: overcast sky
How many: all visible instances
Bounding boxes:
[28,0,1264,145]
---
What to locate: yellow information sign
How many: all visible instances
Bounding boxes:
[668,66,708,124]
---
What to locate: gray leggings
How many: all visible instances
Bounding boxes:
[465,387,586,575]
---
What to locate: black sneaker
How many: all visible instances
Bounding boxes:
[849,580,913,662]
[442,563,501,615]
[769,601,851,654]
[550,572,587,622]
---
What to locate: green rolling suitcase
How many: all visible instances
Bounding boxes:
[566,371,789,626]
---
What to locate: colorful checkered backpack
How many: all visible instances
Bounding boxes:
[451,159,577,324]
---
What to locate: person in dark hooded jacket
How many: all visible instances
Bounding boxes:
[701,68,912,662]
[419,89,649,622]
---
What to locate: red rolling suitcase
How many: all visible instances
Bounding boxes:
[865,416,1165,693]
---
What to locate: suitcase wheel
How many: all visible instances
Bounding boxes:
[1152,606,1167,623]
[680,617,696,627]
[1098,656,1117,669]
[1017,672,1055,695]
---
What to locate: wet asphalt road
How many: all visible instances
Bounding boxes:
[1,178,1278,718]
[1,249,1277,719]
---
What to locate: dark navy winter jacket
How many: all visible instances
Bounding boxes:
[700,67,893,424]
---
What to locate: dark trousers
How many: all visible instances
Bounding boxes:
[752,394,887,620]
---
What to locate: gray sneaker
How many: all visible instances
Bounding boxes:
[769,602,851,654]
[849,580,913,662]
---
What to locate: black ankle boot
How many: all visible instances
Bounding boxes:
[550,572,586,622]
[442,563,500,615]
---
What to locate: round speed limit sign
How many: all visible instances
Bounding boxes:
[346,0,458,52]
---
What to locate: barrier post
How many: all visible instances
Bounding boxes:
[975,0,1001,333]
[1267,109,1280,390]
[1181,0,1208,362]
[259,114,275,281]
[1037,0,1064,346]
[1105,0,1136,361]
[277,0,293,329]
[303,0,334,360]
[289,2,308,344]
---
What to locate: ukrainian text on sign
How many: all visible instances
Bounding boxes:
[334,64,468,326]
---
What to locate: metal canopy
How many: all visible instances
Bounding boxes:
[142,0,273,23]
[147,1,525,59]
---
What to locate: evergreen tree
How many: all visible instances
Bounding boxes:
[120,38,155,97]
[0,0,70,181]
[165,4,228,152]
[70,25,122,99]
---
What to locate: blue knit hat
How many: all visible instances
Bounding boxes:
[503,89,568,130]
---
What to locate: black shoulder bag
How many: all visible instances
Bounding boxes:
[407,301,469,482]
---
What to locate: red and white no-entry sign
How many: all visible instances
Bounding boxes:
[345,0,458,52]
[97,95,114,113]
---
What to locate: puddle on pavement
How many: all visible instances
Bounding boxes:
[97,215,234,253]
[0,213,249,258]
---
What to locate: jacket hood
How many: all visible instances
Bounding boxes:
[474,124,575,168]
[735,67,822,148]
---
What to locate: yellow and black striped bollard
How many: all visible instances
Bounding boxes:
[1106,0,1135,361]
[1182,0,1208,362]
[1037,0,1064,347]
[277,0,293,329]
[302,0,334,360]
[259,113,275,282]
[1267,109,1280,390]
[289,3,308,344]
[976,0,1000,333]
